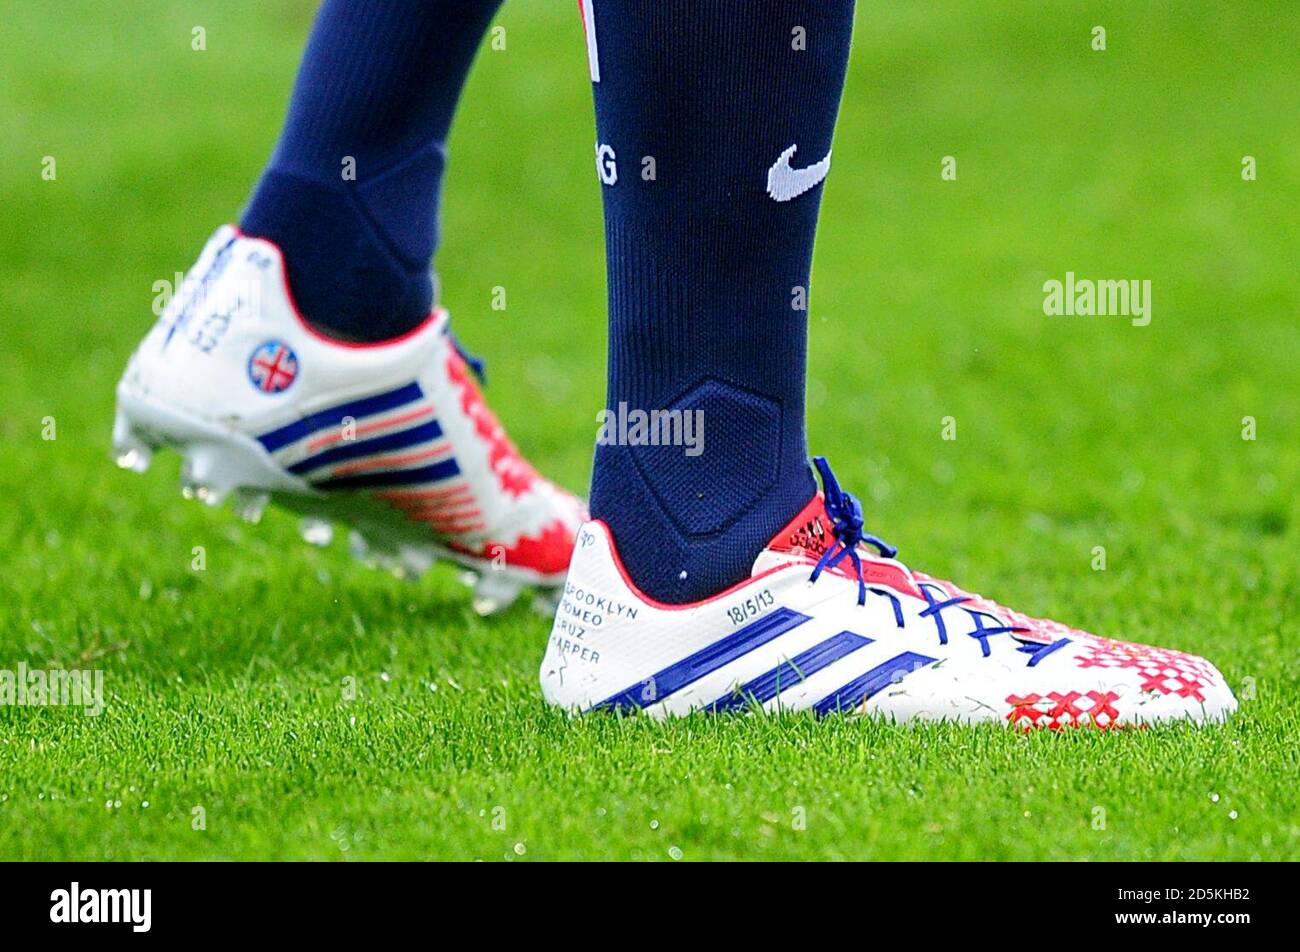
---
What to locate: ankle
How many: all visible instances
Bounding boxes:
[241,170,432,343]
[592,442,813,604]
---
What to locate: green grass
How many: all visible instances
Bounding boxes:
[1,0,1297,860]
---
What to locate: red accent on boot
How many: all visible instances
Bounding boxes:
[445,348,539,498]
[764,493,923,600]
[449,517,576,577]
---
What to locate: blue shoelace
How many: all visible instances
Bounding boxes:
[808,456,1070,667]
[809,456,897,606]
[448,328,487,385]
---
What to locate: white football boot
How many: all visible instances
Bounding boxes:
[113,225,585,614]
[541,457,1237,727]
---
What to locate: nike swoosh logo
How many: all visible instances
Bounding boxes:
[766,144,832,202]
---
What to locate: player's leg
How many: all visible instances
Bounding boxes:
[113,0,584,614]
[540,0,1236,726]
[587,0,848,604]
[242,0,500,343]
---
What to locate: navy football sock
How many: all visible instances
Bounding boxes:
[241,0,502,342]
[585,0,856,602]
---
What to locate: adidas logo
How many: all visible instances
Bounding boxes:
[789,516,828,554]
